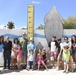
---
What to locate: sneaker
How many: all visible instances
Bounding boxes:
[52,66,55,69]
[63,70,66,73]
[66,71,69,74]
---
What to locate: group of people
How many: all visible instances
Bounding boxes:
[48,36,76,73]
[0,32,76,73]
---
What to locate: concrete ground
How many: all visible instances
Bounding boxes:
[0,67,76,75]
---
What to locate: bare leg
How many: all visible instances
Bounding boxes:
[23,56,26,66]
[17,58,21,70]
[11,58,14,68]
[38,63,40,71]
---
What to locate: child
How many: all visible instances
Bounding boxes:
[28,50,34,70]
[48,36,58,68]
[13,45,22,70]
[42,48,47,65]
[63,44,70,73]
[37,49,48,71]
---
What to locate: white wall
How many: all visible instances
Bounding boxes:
[0,29,76,65]
[0,29,76,50]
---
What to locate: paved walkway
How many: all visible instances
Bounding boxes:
[0,67,76,75]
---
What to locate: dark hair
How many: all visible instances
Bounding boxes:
[13,38,19,44]
[71,35,76,50]
[53,36,56,39]
[1,35,4,43]
[57,38,61,41]
[18,44,22,50]
[0,36,1,44]
[71,35,76,44]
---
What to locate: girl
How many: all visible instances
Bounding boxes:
[13,45,22,70]
[37,49,48,71]
[42,48,47,65]
[63,44,70,73]
[11,38,19,68]
[28,50,34,70]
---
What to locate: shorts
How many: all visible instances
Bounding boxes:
[64,60,69,64]
[29,61,33,66]
[50,52,57,61]
[70,50,76,55]
[74,49,76,54]
[22,50,27,56]
[57,53,62,59]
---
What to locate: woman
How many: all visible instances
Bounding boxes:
[0,36,4,65]
[70,35,76,71]
[11,38,19,68]
[13,45,22,70]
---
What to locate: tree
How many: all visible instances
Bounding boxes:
[7,22,15,29]
[36,24,45,30]
[63,16,76,29]
[21,27,27,30]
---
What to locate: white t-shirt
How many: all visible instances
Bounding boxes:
[60,43,63,50]
[28,54,34,61]
[51,41,56,52]
[63,42,70,48]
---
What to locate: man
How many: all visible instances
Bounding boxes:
[3,36,12,69]
[19,32,28,67]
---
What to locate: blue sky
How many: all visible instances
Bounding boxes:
[0,0,76,29]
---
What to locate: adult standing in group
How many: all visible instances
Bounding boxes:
[19,32,28,67]
[3,36,12,69]
[11,38,19,68]
[70,35,76,71]
[0,36,4,65]
[0,36,4,52]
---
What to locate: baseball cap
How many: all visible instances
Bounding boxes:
[30,37,33,40]
[22,32,26,35]
[64,37,68,40]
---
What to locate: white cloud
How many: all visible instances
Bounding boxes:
[0,25,8,29]
[0,25,4,29]
[32,1,40,4]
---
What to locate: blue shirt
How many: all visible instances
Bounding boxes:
[27,43,36,51]
[0,44,3,52]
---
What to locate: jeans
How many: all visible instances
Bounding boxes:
[3,51,11,69]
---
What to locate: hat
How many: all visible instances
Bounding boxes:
[22,32,26,35]
[30,38,33,40]
[64,37,68,40]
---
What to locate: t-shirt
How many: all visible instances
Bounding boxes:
[63,49,70,61]
[50,41,56,52]
[19,37,28,51]
[60,43,63,50]
[63,42,70,48]
[0,43,3,52]
[28,54,34,61]
[27,43,36,51]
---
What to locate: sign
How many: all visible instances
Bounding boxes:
[27,4,34,40]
